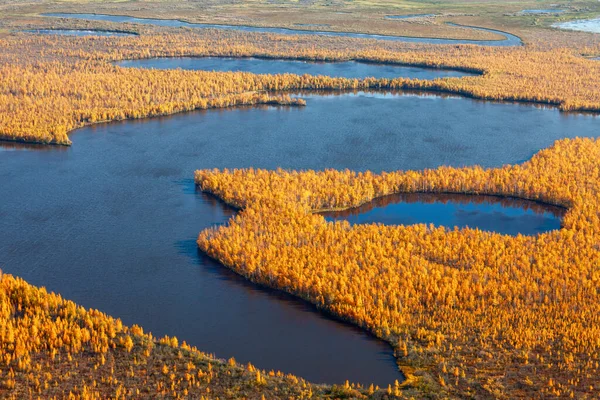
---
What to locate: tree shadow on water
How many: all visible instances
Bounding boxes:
[173,238,402,377]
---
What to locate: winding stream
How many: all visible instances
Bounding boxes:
[43,13,523,46]
[1,62,599,385]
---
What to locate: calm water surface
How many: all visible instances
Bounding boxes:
[116,57,476,79]
[554,17,600,33]
[23,29,135,36]
[43,13,523,46]
[1,90,599,385]
[322,193,564,236]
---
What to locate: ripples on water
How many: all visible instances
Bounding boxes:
[1,69,598,385]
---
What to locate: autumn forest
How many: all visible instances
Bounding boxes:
[1,1,600,399]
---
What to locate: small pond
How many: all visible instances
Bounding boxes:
[321,192,565,236]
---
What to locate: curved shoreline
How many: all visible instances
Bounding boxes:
[194,169,571,387]
[42,12,523,46]
[196,242,408,383]
[2,78,598,148]
[113,55,484,75]
[315,191,569,214]
[199,187,570,228]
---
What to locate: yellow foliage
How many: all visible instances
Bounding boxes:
[196,137,600,398]
[1,30,600,145]
[0,271,343,398]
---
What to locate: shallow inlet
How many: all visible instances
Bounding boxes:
[23,28,136,37]
[115,57,477,79]
[1,90,599,385]
[321,192,565,236]
[553,17,600,33]
[43,13,523,46]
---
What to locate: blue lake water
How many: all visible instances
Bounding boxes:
[115,57,477,79]
[322,192,564,236]
[1,88,598,386]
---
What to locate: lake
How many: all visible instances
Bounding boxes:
[1,89,598,386]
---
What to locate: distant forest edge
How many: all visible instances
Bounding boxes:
[1,28,600,145]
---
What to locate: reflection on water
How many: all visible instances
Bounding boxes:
[0,141,68,152]
[115,56,477,79]
[322,192,565,236]
[43,13,523,46]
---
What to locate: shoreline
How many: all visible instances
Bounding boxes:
[42,12,523,46]
[113,55,485,75]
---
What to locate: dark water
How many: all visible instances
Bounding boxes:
[23,29,136,37]
[116,57,476,79]
[322,193,564,236]
[520,9,565,15]
[43,13,523,46]
[385,14,437,20]
[1,91,599,386]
